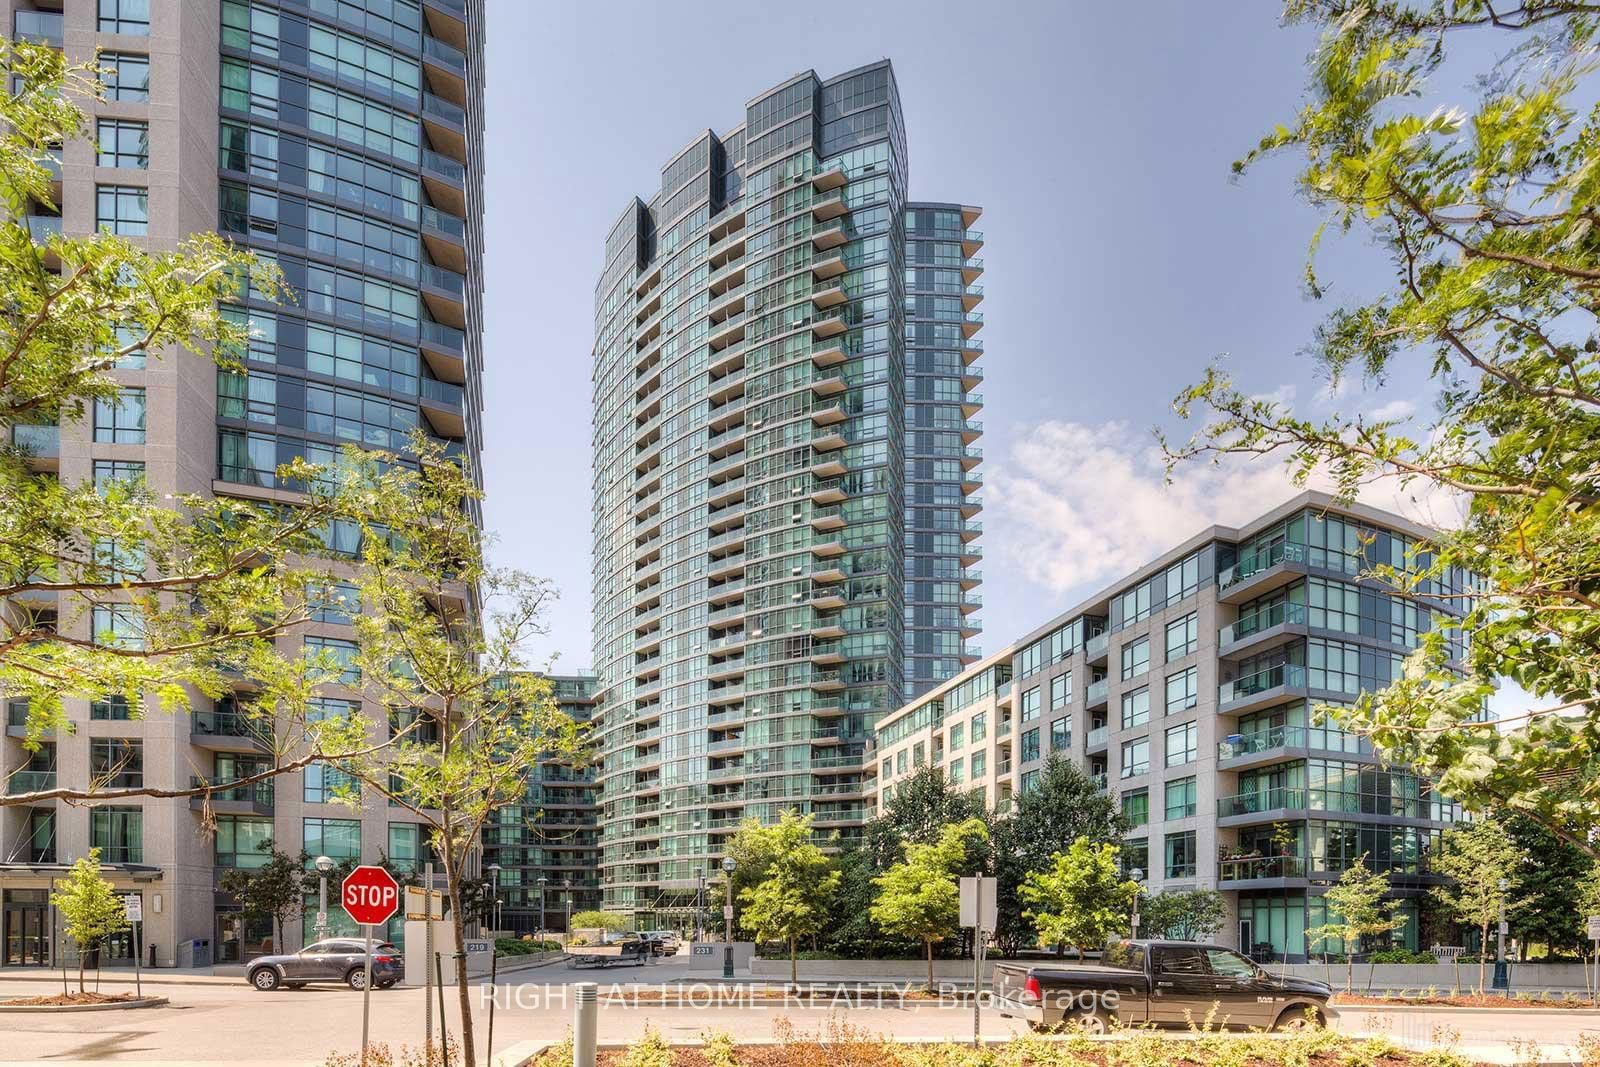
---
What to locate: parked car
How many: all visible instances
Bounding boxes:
[603,929,669,956]
[643,930,681,953]
[993,939,1334,1033]
[246,938,404,992]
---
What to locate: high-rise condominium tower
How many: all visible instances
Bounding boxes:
[0,0,482,968]
[590,62,984,926]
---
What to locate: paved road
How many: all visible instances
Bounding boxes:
[3,954,1598,1066]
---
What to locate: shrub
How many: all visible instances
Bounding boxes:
[494,937,560,956]
[618,1026,671,1067]
[1370,950,1437,964]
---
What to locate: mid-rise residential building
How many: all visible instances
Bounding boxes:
[0,0,483,967]
[589,61,985,928]
[874,492,1477,962]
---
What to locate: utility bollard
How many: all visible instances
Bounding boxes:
[574,982,598,1067]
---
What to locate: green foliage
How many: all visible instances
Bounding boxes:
[50,848,129,993]
[991,754,1125,954]
[618,1026,672,1067]
[733,811,840,984]
[1019,836,1138,956]
[217,840,308,952]
[1138,888,1228,941]
[1309,854,1406,992]
[863,764,989,868]
[1430,821,1518,993]
[871,818,988,988]
[1504,814,1593,957]
[1165,2,1600,854]
[570,910,628,932]
[1370,949,1438,964]
[493,937,560,955]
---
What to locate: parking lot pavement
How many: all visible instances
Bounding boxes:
[4,967,1598,1066]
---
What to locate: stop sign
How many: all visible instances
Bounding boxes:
[341,865,400,926]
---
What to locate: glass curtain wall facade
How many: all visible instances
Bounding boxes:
[590,62,984,927]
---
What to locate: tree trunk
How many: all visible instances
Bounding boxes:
[789,937,797,989]
[926,939,934,992]
[446,866,476,1067]
[78,948,86,995]
[1479,921,1489,995]
[1345,952,1353,994]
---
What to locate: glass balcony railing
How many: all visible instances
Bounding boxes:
[425,0,467,14]
[1085,725,1109,750]
[1085,678,1109,705]
[1219,725,1309,760]
[191,776,275,808]
[1218,541,1308,590]
[423,93,466,126]
[1220,601,1306,646]
[27,215,61,243]
[422,36,466,72]
[1218,662,1306,705]
[422,149,465,184]
[1217,787,1307,818]
[422,262,466,296]
[14,10,63,45]
[421,319,465,352]
[421,205,466,238]
[1085,632,1109,658]
[192,708,270,741]
[10,423,59,455]
[421,377,464,408]
[5,769,56,794]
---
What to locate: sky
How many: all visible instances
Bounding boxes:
[478,0,1473,675]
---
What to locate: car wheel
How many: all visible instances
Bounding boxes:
[250,968,281,992]
[347,968,369,991]
[1070,1009,1111,1035]
[1273,1005,1324,1032]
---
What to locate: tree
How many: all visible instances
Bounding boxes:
[335,442,583,1067]
[991,754,1125,954]
[50,848,129,994]
[862,764,988,868]
[871,818,988,989]
[217,840,307,955]
[1309,855,1405,993]
[1139,889,1227,942]
[1019,837,1138,959]
[1164,2,1600,856]
[1430,821,1519,993]
[570,910,628,933]
[733,811,840,987]
[0,40,403,810]
[1505,815,1592,959]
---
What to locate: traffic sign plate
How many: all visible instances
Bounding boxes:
[341,865,401,926]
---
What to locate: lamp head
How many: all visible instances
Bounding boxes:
[315,855,334,873]
[721,856,735,873]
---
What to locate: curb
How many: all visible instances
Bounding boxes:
[0,995,169,1013]
[1337,1002,1600,1015]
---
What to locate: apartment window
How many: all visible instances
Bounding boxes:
[97,119,149,168]
[1165,667,1199,714]
[1050,672,1071,710]
[94,388,147,443]
[970,711,987,742]
[896,750,907,774]
[99,0,151,34]
[1165,612,1198,660]
[90,738,143,788]
[1165,830,1198,879]
[1165,776,1198,819]
[310,581,361,624]
[304,636,360,684]
[1120,737,1149,779]
[912,741,926,767]
[1120,636,1149,680]
[969,750,987,779]
[1021,687,1040,723]
[90,696,133,720]
[104,53,151,101]
[1164,553,1200,606]
[97,185,149,235]
[93,460,145,488]
[948,758,965,785]
[304,764,360,804]
[1020,769,1040,794]
[1121,788,1150,829]
[91,807,143,863]
[1165,721,1198,767]
[948,722,964,750]
[1049,717,1069,751]
[216,816,273,868]
[881,758,891,779]
[1021,727,1040,763]
[92,605,144,650]
[303,817,361,865]
[1120,686,1150,730]
[387,823,429,872]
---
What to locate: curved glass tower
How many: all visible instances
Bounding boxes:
[590,62,984,926]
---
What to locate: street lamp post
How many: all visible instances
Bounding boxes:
[1128,867,1144,938]
[1493,877,1511,994]
[536,877,548,943]
[721,855,735,979]
[486,863,502,936]
[563,878,573,947]
[695,869,705,943]
[314,855,334,942]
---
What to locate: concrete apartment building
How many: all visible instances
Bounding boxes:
[0,0,483,967]
[589,61,985,928]
[874,492,1476,962]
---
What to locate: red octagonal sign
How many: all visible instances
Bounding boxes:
[341,865,400,926]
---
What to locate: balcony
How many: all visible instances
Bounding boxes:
[189,777,275,815]
[1217,786,1309,821]
[421,93,467,154]
[420,376,466,436]
[961,256,984,282]
[962,229,984,255]
[421,35,467,99]
[1084,631,1109,663]
[422,149,466,215]
[1084,725,1108,752]
[812,223,847,251]
[1218,724,1373,766]
[1085,678,1109,707]
[1218,662,1307,715]
[811,163,847,191]
[421,205,467,273]
[1220,600,1307,654]
[420,319,466,382]
[421,263,467,328]
[1216,541,1309,604]
[14,11,62,46]
[27,215,61,244]
[5,769,56,795]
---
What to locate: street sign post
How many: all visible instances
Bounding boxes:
[122,895,143,998]
[341,866,400,1067]
[959,876,997,1048]
[1588,916,1600,1006]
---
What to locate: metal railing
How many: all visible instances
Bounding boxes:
[1221,600,1307,646]
[1218,541,1308,590]
[422,149,465,184]
[1218,855,1307,881]
[5,769,56,794]
[190,776,275,807]
[1217,787,1307,818]
[1218,663,1306,705]
[421,205,466,238]
[421,377,464,407]
[422,36,466,71]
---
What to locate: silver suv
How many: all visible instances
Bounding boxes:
[246,938,404,991]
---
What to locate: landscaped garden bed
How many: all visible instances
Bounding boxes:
[1332,991,1598,1010]
[0,991,167,1011]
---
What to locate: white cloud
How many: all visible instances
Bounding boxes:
[986,419,1464,598]
[1364,399,1417,424]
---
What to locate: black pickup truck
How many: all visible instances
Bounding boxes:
[993,940,1335,1033]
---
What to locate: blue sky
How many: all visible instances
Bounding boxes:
[479,1,1465,672]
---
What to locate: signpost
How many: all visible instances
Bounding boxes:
[1587,915,1600,1006]
[122,895,143,999]
[341,866,400,1067]
[959,876,997,1048]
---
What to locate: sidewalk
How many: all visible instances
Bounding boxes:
[0,952,564,989]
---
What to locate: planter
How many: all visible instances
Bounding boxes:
[0,995,168,1013]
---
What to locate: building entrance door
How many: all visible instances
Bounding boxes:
[3,890,51,965]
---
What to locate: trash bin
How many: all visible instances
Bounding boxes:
[177,938,212,968]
